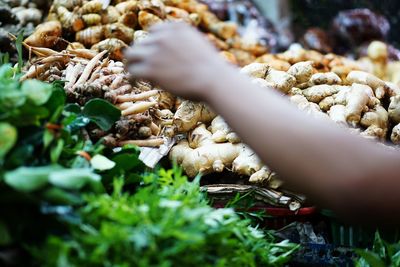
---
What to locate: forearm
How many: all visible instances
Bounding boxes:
[205,66,400,215]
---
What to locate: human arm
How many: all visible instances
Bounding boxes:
[125,23,400,223]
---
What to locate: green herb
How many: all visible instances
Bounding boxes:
[355,232,400,267]
[33,168,298,267]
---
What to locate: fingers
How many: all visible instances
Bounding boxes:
[127,63,153,79]
[149,21,188,33]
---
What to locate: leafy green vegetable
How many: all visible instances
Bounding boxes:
[48,168,101,190]
[355,232,400,267]
[0,122,17,159]
[90,155,116,171]
[21,80,53,106]
[4,165,62,192]
[34,168,298,267]
[82,99,121,131]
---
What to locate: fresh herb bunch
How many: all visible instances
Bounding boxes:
[33,167,299,267]
[355,232,400,267]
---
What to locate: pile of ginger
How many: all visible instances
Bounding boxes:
[170,41,400,188]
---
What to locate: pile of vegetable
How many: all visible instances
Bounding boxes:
[26,0,266,65]
[0,0,47,57]
[0,57,298,266]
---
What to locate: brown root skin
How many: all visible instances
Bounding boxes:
[24,21,62,48]
[173,101,216,133]
[138,10,163,31]
[287,61,314,84]
[76,25,105,47]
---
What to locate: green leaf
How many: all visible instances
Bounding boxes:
[0,81,26,110]
[42,187,83,205]
[0,220,11,246]
[51,139,65,163]
[90,155,116,171]
[64,103,81,114]
[82,99,120,131]
[0,123,17,159]
[21,80,53,106]
[0,64,14,79]
[4,165,62,192]
[48,168,101,190]
[43,129,55,150]
[16,30,24,72]
[356,249,386,267]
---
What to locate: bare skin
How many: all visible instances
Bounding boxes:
[125,23,400,224]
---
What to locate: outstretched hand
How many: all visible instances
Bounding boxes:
[124,22,232,101]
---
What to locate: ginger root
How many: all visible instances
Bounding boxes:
[388,95,400,124]
[360,106,388,140]
[302,85,339,103]
[173,100,216,133]
[287,61,314,84]
[264,69,296,94]
[209,116,240,143]
[240,63,269,79]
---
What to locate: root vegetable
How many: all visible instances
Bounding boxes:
[240,63,269,79]
[117,90,159,102]
[388,95,400,123]
[138,0,166,19]
[82,13,102,26]
[24,21,62,48]
[73,50,107,88]
[360,106,388,140]
[115,0,139,14]
[157,91,176,110]
[102,6,120,24]
[310,72,342,85]
[91,38,128,61]
[302,85,339,103]
[290,95,329,119]
[346,71,386,99]
[138,10,163,30]
[287,61,313,84]
[174,101,216,132]
[319,96,335,111]
[76,25,104,47]
[121,101,157,116]
[232,145,263,176]
[65,63,84,89]
[249,167,271,184]
[67,42,85,50]
[118,138,165,147]
[56,6,85,32]
[81,0,103,14]
[391,124,400,145]
[328,104,347,126]
[138,126,152,138]
[345,84,370,126]
[118,11,138,27]
[264,69,296,94]
[104,23,134,44]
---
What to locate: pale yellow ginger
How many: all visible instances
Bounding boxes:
[209,116,240,143]
[170,125,242,177]
[240,63,269,79]
[276,45,307,64]
[333,86,352,105]
[302,85,339,103]
[345,84,371,126]
[170,123,268,178]
[288,87,303,96]
[367,41,388,79]
[173,100,216,133]
[328,104,347,126]
[249,166,272,184]
[287,61,314,84]
[264,69,296,94]
[346,71,386,99]
[391,124,400,145]
[290,95,329,119]
[386,82,400,97]
[232,145,263,176]
[360,106,388,140]
[386,62,400,85]
[319,96,335,111]
[310,72,342,85]
[388,95,400,123]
